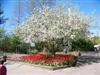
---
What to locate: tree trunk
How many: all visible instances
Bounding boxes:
[52,39,56,58]
[52,49,55,58]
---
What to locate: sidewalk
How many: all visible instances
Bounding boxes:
[6,61,100,75]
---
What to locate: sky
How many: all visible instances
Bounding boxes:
[0,0,100,36]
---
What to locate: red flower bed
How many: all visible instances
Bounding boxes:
[21,54,76,64]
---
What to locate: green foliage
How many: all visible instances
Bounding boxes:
[0,36,11,52]
[0,51,3,56]
[0,29,11,52]
[0,4,8,25]
[93,36,100,44]
[9,35,29,53]
[0,34,30,54]
[0,29,5,38]
[35,38,63,53]
[43,55,53,59]
[28,49,39,54]
[0,32,39,54]
[0,5,9,53]
[71,38,94,51]
[9,35,21,52]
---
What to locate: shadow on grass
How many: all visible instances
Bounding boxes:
[76,55,100,67]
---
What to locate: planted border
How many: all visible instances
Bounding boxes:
[21,54,77,70]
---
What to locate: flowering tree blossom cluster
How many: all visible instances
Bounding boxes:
[16,7,90,44]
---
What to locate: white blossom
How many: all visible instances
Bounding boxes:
[16,6,91,44]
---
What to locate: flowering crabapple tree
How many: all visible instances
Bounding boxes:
[16,6,91,57]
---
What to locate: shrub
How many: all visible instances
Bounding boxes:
[28,49,39,54]
[9,35,29,53]
[71,38,94,51]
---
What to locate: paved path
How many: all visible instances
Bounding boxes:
[6,52,100,75]
[6,62,100,75]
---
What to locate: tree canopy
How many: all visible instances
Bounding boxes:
[16,6,91,44]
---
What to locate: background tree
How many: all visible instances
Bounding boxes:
[71,38,94,51]
[0,4,8,53]
[9,35,29,53]
[0,4,7,28]
[92,36,100,44]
